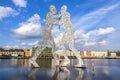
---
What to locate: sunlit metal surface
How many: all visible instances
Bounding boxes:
[30,5,84,67]
[30,5,60,67]
[59,5,84,67]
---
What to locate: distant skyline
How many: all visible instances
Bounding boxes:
[0,0,120,51]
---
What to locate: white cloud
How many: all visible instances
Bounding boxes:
[98,27,115,35]
[12,14,43,39]
[74,27,115,51]
[71,3,120,50]
[74,30,88,40]
[0,6,19,20]
[84,42,96,46]
[21,40,40,47]
[12,0,27,7]
[52,27,115,50]
[4,45,19,49]
[74,27,115,47]
[98,40,107,45]
[54,33,63,47]
[73,3,120,30]
[87,27,115,36]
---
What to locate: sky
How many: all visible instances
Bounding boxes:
[0,0,120,51]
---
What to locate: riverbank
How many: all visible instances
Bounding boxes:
[0,55,120,59]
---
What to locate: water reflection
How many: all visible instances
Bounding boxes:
[0,59,120,80]
[75,68,84,80]
[28,65,71,80]
[52,67,70,80]
[28,68,40,80]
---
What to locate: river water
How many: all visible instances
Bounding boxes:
[0,59,120,80]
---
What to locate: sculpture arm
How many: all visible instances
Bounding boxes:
[54,14,61,18]
[53,20,60,25]
[53,14,61,25]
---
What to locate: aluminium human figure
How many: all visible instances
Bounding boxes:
[59,5,84,67]
[29,5,60,67]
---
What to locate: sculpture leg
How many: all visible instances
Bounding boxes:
[49,36,60,66]
[61,44,69,60]
[71,48,84,66]
[60,36,70,66]
[60,47,70,67]
[60,34,69,60]
[69,40,84,67]
[29,41,46,67]
[49,36,58,59]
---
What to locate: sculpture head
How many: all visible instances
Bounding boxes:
[50,5,56,14]
[61,5,67,13]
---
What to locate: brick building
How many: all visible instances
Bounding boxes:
[0,48,24,57]
[80,51,91,57]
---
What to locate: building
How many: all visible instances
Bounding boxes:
[110,52,116,57]
[80,51,91,57]
[0,48,25,58]
[91,51,108,57]
[39,47,52,58]
[0,48,4,55]
[55,50,77,59]
[24,49,31,57]
[55,50,71,56]
[10,49,24,57]
[79,50,110,57]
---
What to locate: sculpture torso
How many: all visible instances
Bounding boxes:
[61,12,73,31]
[44,12,56,33]
[60,11,74,43]
[43,12,58,40]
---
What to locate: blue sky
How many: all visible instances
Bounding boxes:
[0,0,120,51]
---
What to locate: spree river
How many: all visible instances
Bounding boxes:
[0,59,120,80]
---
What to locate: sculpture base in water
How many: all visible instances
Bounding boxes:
[54,59,60,66]
[60,59,70,67]
[29,59,40,68]
[54,59,70,67]
[74,64,86,68]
